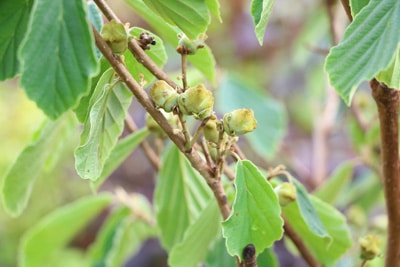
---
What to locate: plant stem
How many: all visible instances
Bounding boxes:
[177,111,192,152]
[360,259,368,267]
[181,54,188,91]
[370,79,400,267]
[191,117,210,147]
[283,216,320,267]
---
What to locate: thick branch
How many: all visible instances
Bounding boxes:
[93,0,179,89]
[283,217,320,267]
[92,26,232,220]
[370,79,400,267]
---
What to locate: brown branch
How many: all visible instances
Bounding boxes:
[93,0,179,89]
[370,79,400,267]
[124,115,161,170]
[339,0,353,22]
[325,0,340,45]
[283,216,320,267]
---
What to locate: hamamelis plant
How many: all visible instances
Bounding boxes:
[1,0,399,266]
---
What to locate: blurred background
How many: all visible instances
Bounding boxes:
[0,0,385,266]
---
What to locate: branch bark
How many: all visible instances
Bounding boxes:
[370,79,400,267]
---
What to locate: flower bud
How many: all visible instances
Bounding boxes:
[207,143,218,161]
[149,80,178,112]
[176,33,206,55]
[223,109,257,136]
[145,111,178,138]
[101,20,129,55]
[178,84,214,120]
[359,235,381,260]
[203,118,220,144]
[274,182,297,207]
[347,205,366,228]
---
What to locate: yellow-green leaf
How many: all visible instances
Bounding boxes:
[75,68,133,180]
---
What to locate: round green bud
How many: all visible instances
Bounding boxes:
[359,235,381,260]
[203,118,220,144]
[274,182,297,207]
[101,20,129,55]
[178,84,214,120]
[223,109,257,136]
[149,80,178,112]
[207,142,218,161]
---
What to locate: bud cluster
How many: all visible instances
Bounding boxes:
[148,80,257,139]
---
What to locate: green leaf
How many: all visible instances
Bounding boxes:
[205,238,237,267]
[283,196,352,264]
[205,0,222,22]
[105,219,153,267]
[46,249,90,267]
[376,46,400,89]
[154,145,212,251]
[314,161,354,204]
[91,129,149,190]
[142,0,210,39]
[75,57,110,123]
[125,0,216,83]
[126,27,167,83]
[75,68,133,180]
[88,1,103,59]
[2,116,71,217]
[216,75,287,158]
[350,0,371,17]
[222,160,283,261]
[325,0,400,105]
[257,248,278,267]
[0,0,33,80]
[89,194,155,267]
[292,180,331,242]
[169,199,221,267]
[89,206,132,267]
[19,0,99,119]
[251,0,275,45]
[336,171,383,212]
[20,194,113,267]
